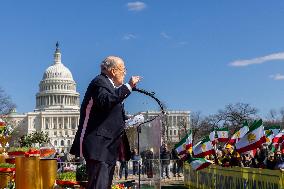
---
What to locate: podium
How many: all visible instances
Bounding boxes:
[138,117,162,189]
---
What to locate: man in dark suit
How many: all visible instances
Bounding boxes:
[70,56,141,189]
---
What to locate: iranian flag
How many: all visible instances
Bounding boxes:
[175,131,192,155]
[193,136,215,158]
[235,119,266,154]
[216,128,229,142]
[228,123,249,145]
[265,125,280,136]
[272,130,284,144]
[187,157,213,171]
[265,130,274,144]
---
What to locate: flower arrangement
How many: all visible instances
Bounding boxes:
[0,118,13,154]
[0,119,13,136]
[56,171,78,187]
[0,163,15,172]
[112,183,126,189]
[63,164,76,172]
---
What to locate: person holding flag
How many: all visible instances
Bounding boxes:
[174,130,193,159]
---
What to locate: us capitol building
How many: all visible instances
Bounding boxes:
[8,43,80,152]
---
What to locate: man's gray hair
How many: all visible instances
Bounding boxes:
[101,56,124,74]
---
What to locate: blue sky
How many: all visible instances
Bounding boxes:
[1,1,284,117]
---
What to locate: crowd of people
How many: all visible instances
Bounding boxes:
[114,141,284,180]
[112,145,184,180]
[54,142,284,182]
[198,143,284,170]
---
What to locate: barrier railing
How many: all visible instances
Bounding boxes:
[184,163,284,189]
[57,159,184,181]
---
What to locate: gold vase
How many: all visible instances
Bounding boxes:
[39,159,57,189]
[16,156,40,189]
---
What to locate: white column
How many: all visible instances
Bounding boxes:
[43,117,46,131]
[63,117,65,129]
[41,117,44,130]
[67,117,71,129]
[51,117,53,129]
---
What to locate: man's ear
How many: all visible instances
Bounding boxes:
[110,68,116,77]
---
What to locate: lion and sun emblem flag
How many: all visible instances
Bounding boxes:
[235,119,266,154]
[174,130,192,155]
[228,122,249,145]
[193,136,214,158]
[216,127,229,142]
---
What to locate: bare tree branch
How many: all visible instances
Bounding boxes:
[0,87,16,115]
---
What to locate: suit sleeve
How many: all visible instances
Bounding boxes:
[94,84,131,111]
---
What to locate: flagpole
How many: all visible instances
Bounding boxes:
[212,127,219,165]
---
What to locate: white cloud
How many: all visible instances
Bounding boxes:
[229,52,284,67]
[160,32,171,39]
[123,33,137,40]
[269,73,284,80]
[127,1,146,11]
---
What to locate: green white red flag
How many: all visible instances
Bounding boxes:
[265,130,274,144]
[263,126,280,145]
[193,136,215,158]
[216,127,229,142]
[187,156,213,171]
[228,123,249,145]
[272,130,284,144]
[265,125,280,136]
[235,119,266,154]
[175,130,192,155]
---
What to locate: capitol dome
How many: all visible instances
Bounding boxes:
[43,63,73,80]
[35,43,80,112]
